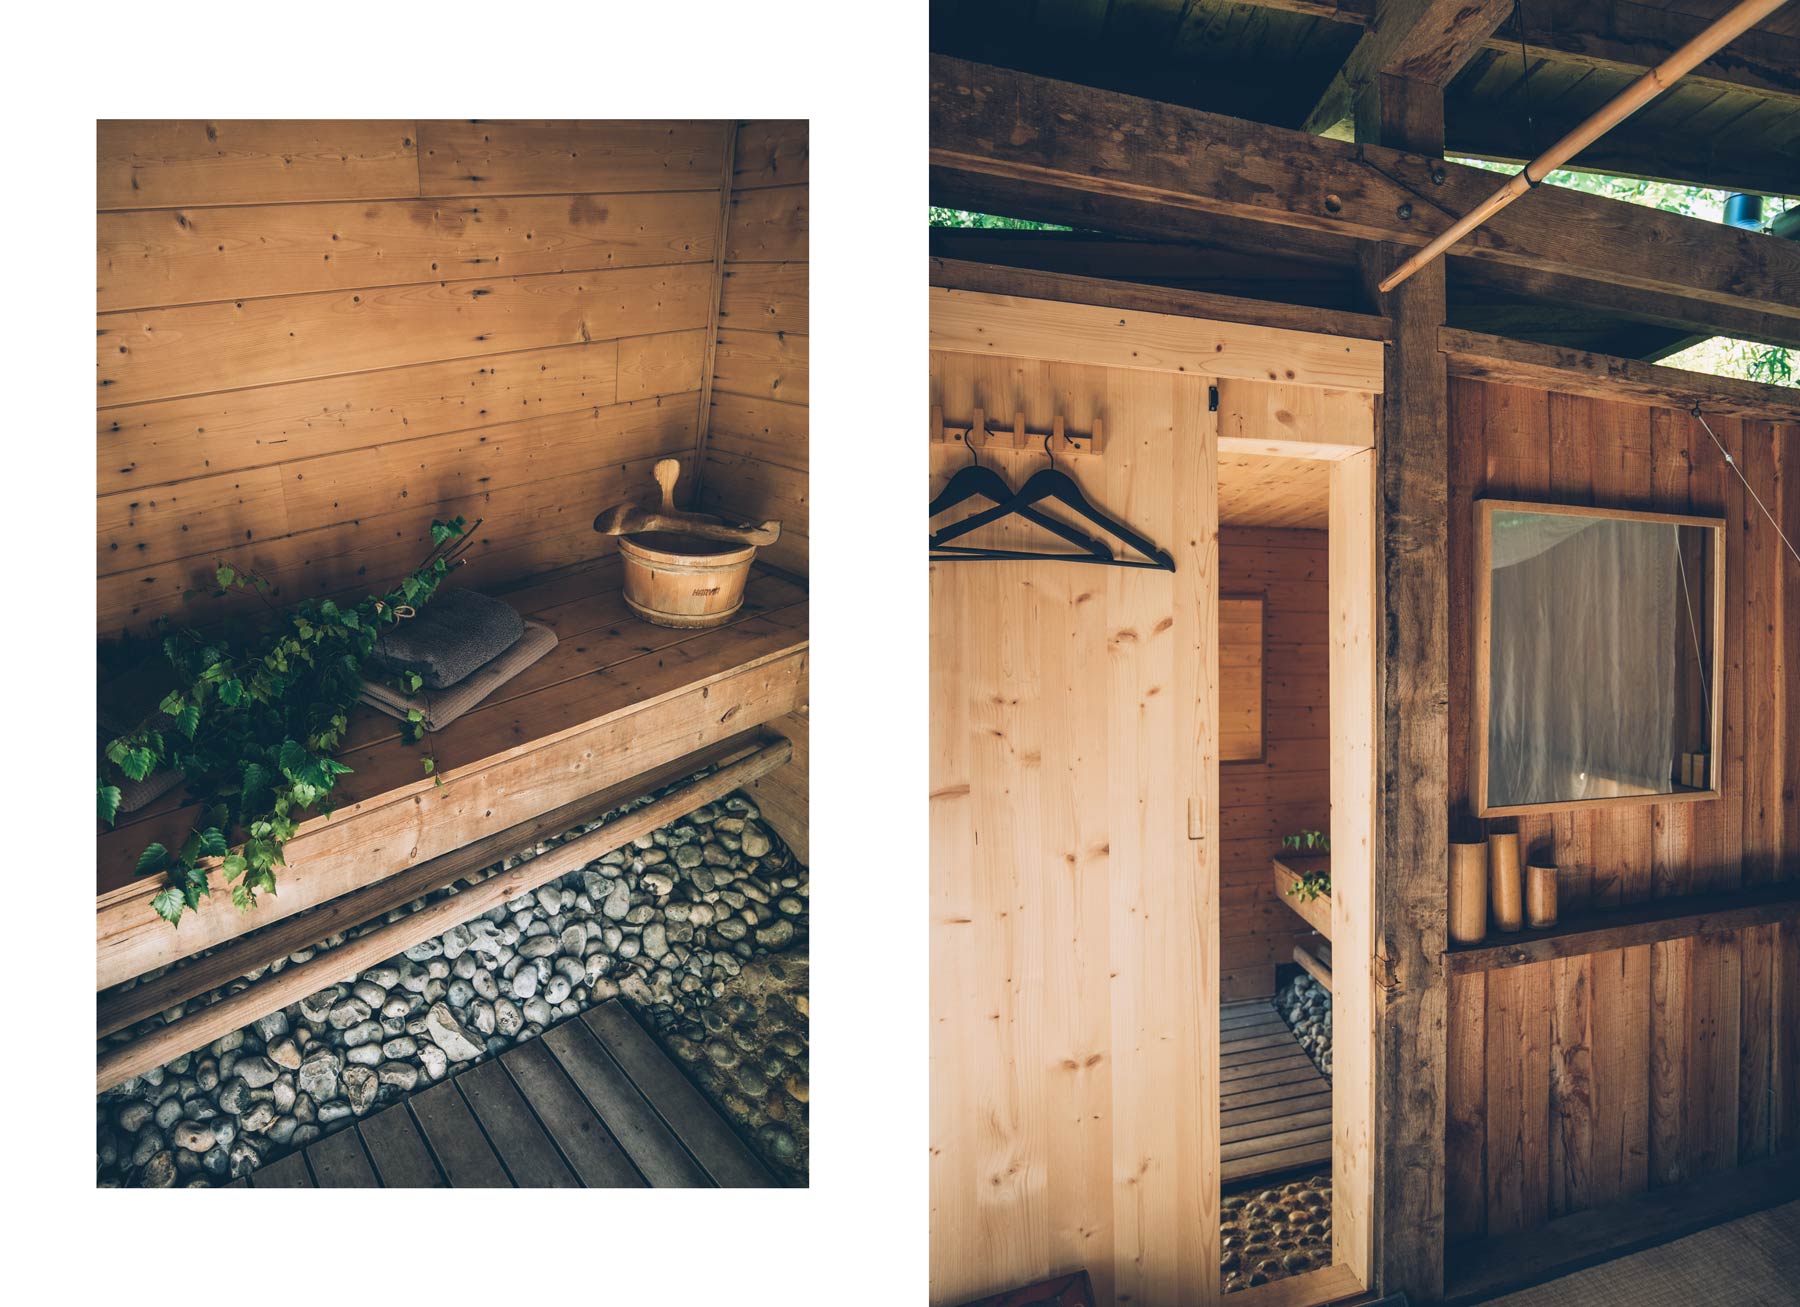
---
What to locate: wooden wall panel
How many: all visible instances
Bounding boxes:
[929,350,1219,1307]
[98,190,718,311]
[701,122,809,576]
[1219,527,1331,999]
[96,121,729,636]
[1442,375,1800,1247]
[415,120,725,196]
[98,121,419,209]
[98,263,715,406]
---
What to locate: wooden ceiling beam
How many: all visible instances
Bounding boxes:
[1232,0,1800,109]
[1441,326,1800,422]
[1448,258,1800,350]
[932,163,1800,349]
[1303,0,1515,135]
[931,56,1800,328]
[1449,110,1800,198]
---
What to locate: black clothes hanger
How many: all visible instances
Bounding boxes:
[929,436,1111,560]
[930,434,1176,572]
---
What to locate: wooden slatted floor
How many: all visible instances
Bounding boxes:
[1220,999,1331,1184]
[233,999,777,1188]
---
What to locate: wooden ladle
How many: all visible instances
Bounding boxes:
[593,458,782,547]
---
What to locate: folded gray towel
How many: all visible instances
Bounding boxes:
[361,621,557,732]
[368,589,525,690]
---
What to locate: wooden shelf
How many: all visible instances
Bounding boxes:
[1443,879,1800,974]
[1272,855,1332,941]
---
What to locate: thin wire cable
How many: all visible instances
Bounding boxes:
[1515,0,1536,156]
[1675,541,1712,726]
[1692,406,1800,569]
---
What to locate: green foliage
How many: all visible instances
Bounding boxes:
[1282,829,1329,854]
[98,518,472,925]
[1281,829,1331,902]
[928,206,1073,232]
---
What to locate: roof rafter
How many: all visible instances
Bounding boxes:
[1303,0,1516,135]
[1235,0,1800,109]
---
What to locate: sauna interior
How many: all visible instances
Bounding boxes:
[95,120,810,1189]
[930,2,1800,1299]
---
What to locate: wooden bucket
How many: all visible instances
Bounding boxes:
[595,458,781,631]
[617,531,756,629]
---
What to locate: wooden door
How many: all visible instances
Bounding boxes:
[929,353,1222,1307]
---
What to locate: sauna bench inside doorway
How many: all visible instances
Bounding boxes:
[95,558,809,994]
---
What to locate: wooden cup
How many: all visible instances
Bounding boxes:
[1488,831,1524,934]
[1449,840,1488,945]
[1526,864,1559,929]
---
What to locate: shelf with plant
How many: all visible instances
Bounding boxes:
[1273,830,1332,939]
[97,518,475,926]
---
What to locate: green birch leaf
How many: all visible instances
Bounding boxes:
[135,843,168,876]
[98,783,122,825]
[151,888,185,924]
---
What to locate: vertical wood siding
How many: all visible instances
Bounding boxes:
[1443,376,1800,1245]
[699,121,809,576]
[96,119,732,635]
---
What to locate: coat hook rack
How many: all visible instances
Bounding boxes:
[931,406,1105,456]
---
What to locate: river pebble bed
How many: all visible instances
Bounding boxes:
[97,772,808,1187]
[1221,1174,1333,1293]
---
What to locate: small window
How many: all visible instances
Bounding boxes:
[1220,595,1265,764]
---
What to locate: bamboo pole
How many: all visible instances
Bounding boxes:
[1378,0,1792,294]
[96,737,791,1094]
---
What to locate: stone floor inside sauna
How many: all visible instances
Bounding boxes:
[96,770,809,1187]
[1221,973,1336,1293]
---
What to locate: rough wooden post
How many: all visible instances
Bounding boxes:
[1356,70,1452,1304]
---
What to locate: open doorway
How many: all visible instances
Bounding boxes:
[1215,448,1374,1301]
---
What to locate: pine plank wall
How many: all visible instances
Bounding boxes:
[1221,525,1330,1000]
[97,119,809,638]
[698,122,809,576]
[1444,377,1800,1244]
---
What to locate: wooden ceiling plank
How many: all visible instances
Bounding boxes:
[931,55,1800,326]
[1304,0,1516,134]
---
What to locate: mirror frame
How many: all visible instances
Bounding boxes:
[1472,497,1726,818]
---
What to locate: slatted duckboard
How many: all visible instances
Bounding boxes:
[1221,999,1332,1185]
[234,1000,776,1188]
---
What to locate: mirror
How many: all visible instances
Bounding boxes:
[1474,499,1724,816]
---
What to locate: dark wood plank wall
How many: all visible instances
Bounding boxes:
[699,121,809,576]
[97,119,733,636]
[1221,525,1331,1000]
[1444,376,1800,1246]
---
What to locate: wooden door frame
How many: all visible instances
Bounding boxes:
[929,265,1383,1305]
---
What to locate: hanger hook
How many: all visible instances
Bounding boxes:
[966,428,980,469]
[1043,430,1055,472]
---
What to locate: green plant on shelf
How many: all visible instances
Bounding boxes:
[1281,829,1331,902]
[97,517,474,926]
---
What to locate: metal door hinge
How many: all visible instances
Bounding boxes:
[1208,385,1219,412]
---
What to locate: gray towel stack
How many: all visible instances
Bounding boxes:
[368,588,525,689]
[362,590,558,733]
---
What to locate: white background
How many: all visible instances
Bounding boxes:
[8,4,929,1297]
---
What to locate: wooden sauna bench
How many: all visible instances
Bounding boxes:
[95,558,809,995]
